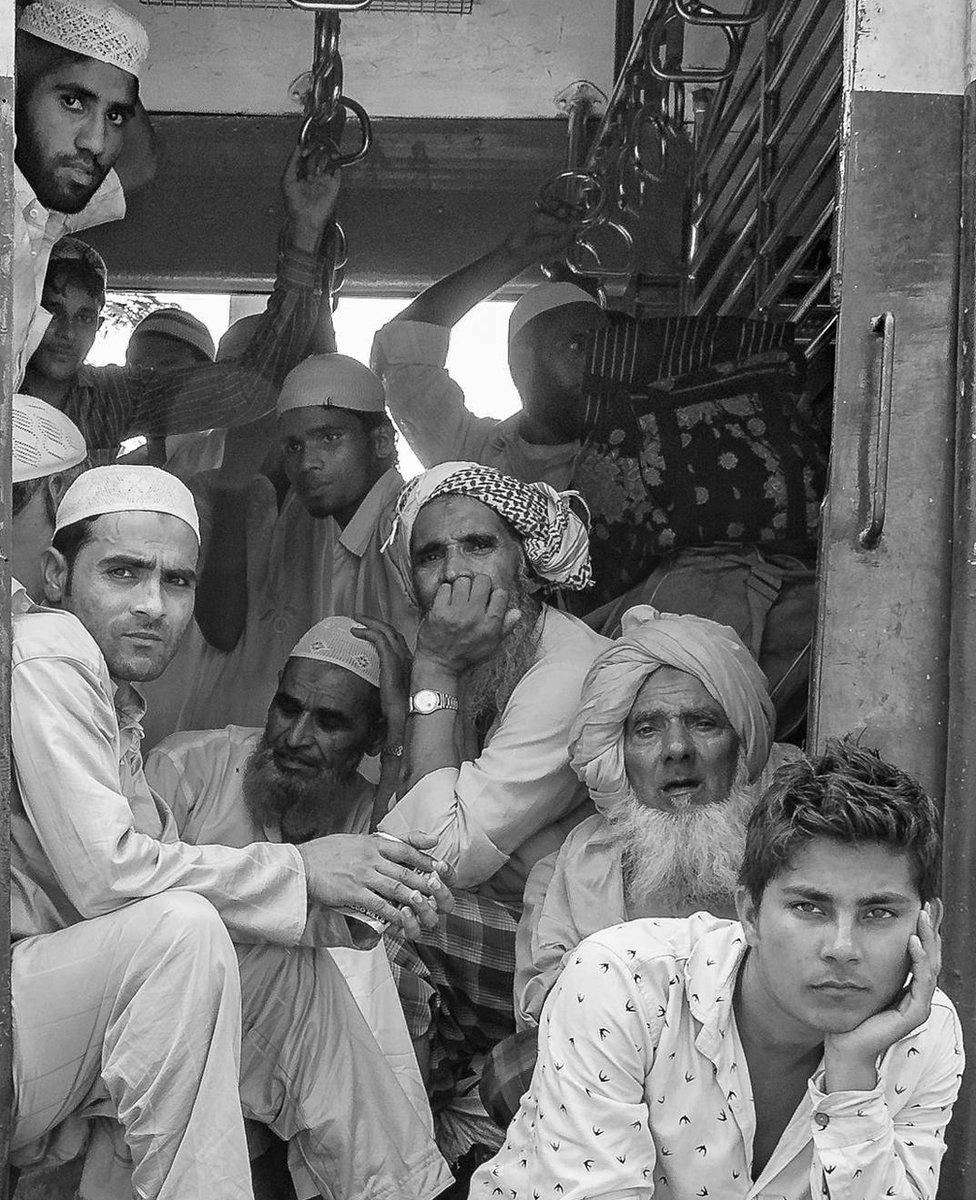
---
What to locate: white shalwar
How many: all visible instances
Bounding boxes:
[9,586,451,1200]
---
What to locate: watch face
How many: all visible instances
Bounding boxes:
[412,689,440,714]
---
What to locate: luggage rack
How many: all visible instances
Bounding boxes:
[138,0,473,11]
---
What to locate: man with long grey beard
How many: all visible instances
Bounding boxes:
[144,614,447,1197]
[375,461,608,1160]
[481,605,802,1125]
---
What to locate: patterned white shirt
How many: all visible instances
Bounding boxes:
[472,914,964,1200]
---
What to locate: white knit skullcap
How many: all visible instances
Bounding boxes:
[508,283,599,346]
[216,314,263,362]
[19,0,150,80]
[13,394,87,484]
[288,617,380,689]
[55,465,200,541]
[277,354,386,417]
[132,308,216,363]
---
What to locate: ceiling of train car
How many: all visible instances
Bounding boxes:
[135,0,616,118]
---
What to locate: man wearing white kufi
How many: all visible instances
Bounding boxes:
[9,466,454,1199]
[480,606,802,1127]
[371,202,601,492]
[12,392,88,601]
[374,461,608,1132]
[13,0,156,386]
[141,352,415,746]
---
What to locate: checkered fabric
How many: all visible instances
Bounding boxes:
[479,1027,540,1129]
[391,463,593,592]
[384,889,520,1109]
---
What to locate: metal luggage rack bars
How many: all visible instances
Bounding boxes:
[541,0,841,357]
[139,0,473,13]
[684,0,842,357]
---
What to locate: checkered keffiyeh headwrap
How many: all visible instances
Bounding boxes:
[382,461,593,595]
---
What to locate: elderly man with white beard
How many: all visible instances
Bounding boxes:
[481,605,802,1125]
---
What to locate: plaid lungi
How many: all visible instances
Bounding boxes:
[479,1027,540,1128]
[384,889,519,1108]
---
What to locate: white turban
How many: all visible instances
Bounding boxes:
[13,394,87,484]
[569,606,775,813]
[55,465,200,542]
[382,460,593,602]
[19,0,149,80]
[289,617,380,689]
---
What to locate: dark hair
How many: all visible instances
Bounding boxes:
[13,475,63,524]
[739,738,942,905]
[45,259,106,309]
[50,516,98,593]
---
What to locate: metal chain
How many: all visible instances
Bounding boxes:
[288,1,373,299]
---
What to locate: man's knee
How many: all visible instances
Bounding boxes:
[134,891,237,980]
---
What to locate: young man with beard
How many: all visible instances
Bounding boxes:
[13,0,155,387]
[9,464,454,1200]
[472,740,964,1200]
[482,606,802,1124]
[144,352,412,744]
[370,208,602,492]
[374,461,608,1135]
[143,616,436,1173]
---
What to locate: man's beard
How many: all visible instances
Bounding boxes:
[606,757,755,913]
[242,737,365,843]
[15,137,109,213]
[448,567,542,730]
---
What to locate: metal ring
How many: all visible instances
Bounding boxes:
[645,9,740,82]
[673,0,767,26]
[536,170,607,228]
[567,220,635,279]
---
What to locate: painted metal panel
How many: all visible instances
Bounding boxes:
[135,0,616,118]
[809,90,960,794]
[84,113,687,291]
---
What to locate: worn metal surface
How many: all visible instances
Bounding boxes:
[809,89,961,796]
[941,76,976,1199]
[84,113,686,292]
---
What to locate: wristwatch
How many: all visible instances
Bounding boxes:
[409,688,460,716]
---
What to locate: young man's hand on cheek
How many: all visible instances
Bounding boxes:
[823,900,943,1092]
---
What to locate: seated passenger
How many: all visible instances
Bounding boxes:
[483,606,802,1124]
[20,149,338,463]
[11,393,88,601]
[10,464,453,1200]
[146,353,412,741]
[371,207,602,491]
[144,616,435,1158]
[472,740,964,1200]
[376,462,608,1110]
[13,0,155,386]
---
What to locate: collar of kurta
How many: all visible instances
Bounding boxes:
[338,466,404,558]
[112,678,148,734]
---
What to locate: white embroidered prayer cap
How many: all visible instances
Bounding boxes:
[18,0,150,81]
[13,394,88,484]
[508,282,600,345]
[288,616,380,689]
[277,354,386,417]
[55,465,200,541]
[132,308,216,362]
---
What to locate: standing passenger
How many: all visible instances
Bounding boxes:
[147,353,412,741]
[20,148,340,463]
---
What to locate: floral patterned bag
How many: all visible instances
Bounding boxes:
[576,314,828,606]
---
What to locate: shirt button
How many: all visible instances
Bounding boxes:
[814,1112,830,1129]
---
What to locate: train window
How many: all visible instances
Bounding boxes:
[92,291,519,475]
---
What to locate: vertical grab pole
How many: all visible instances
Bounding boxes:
[0,2,14,1194]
